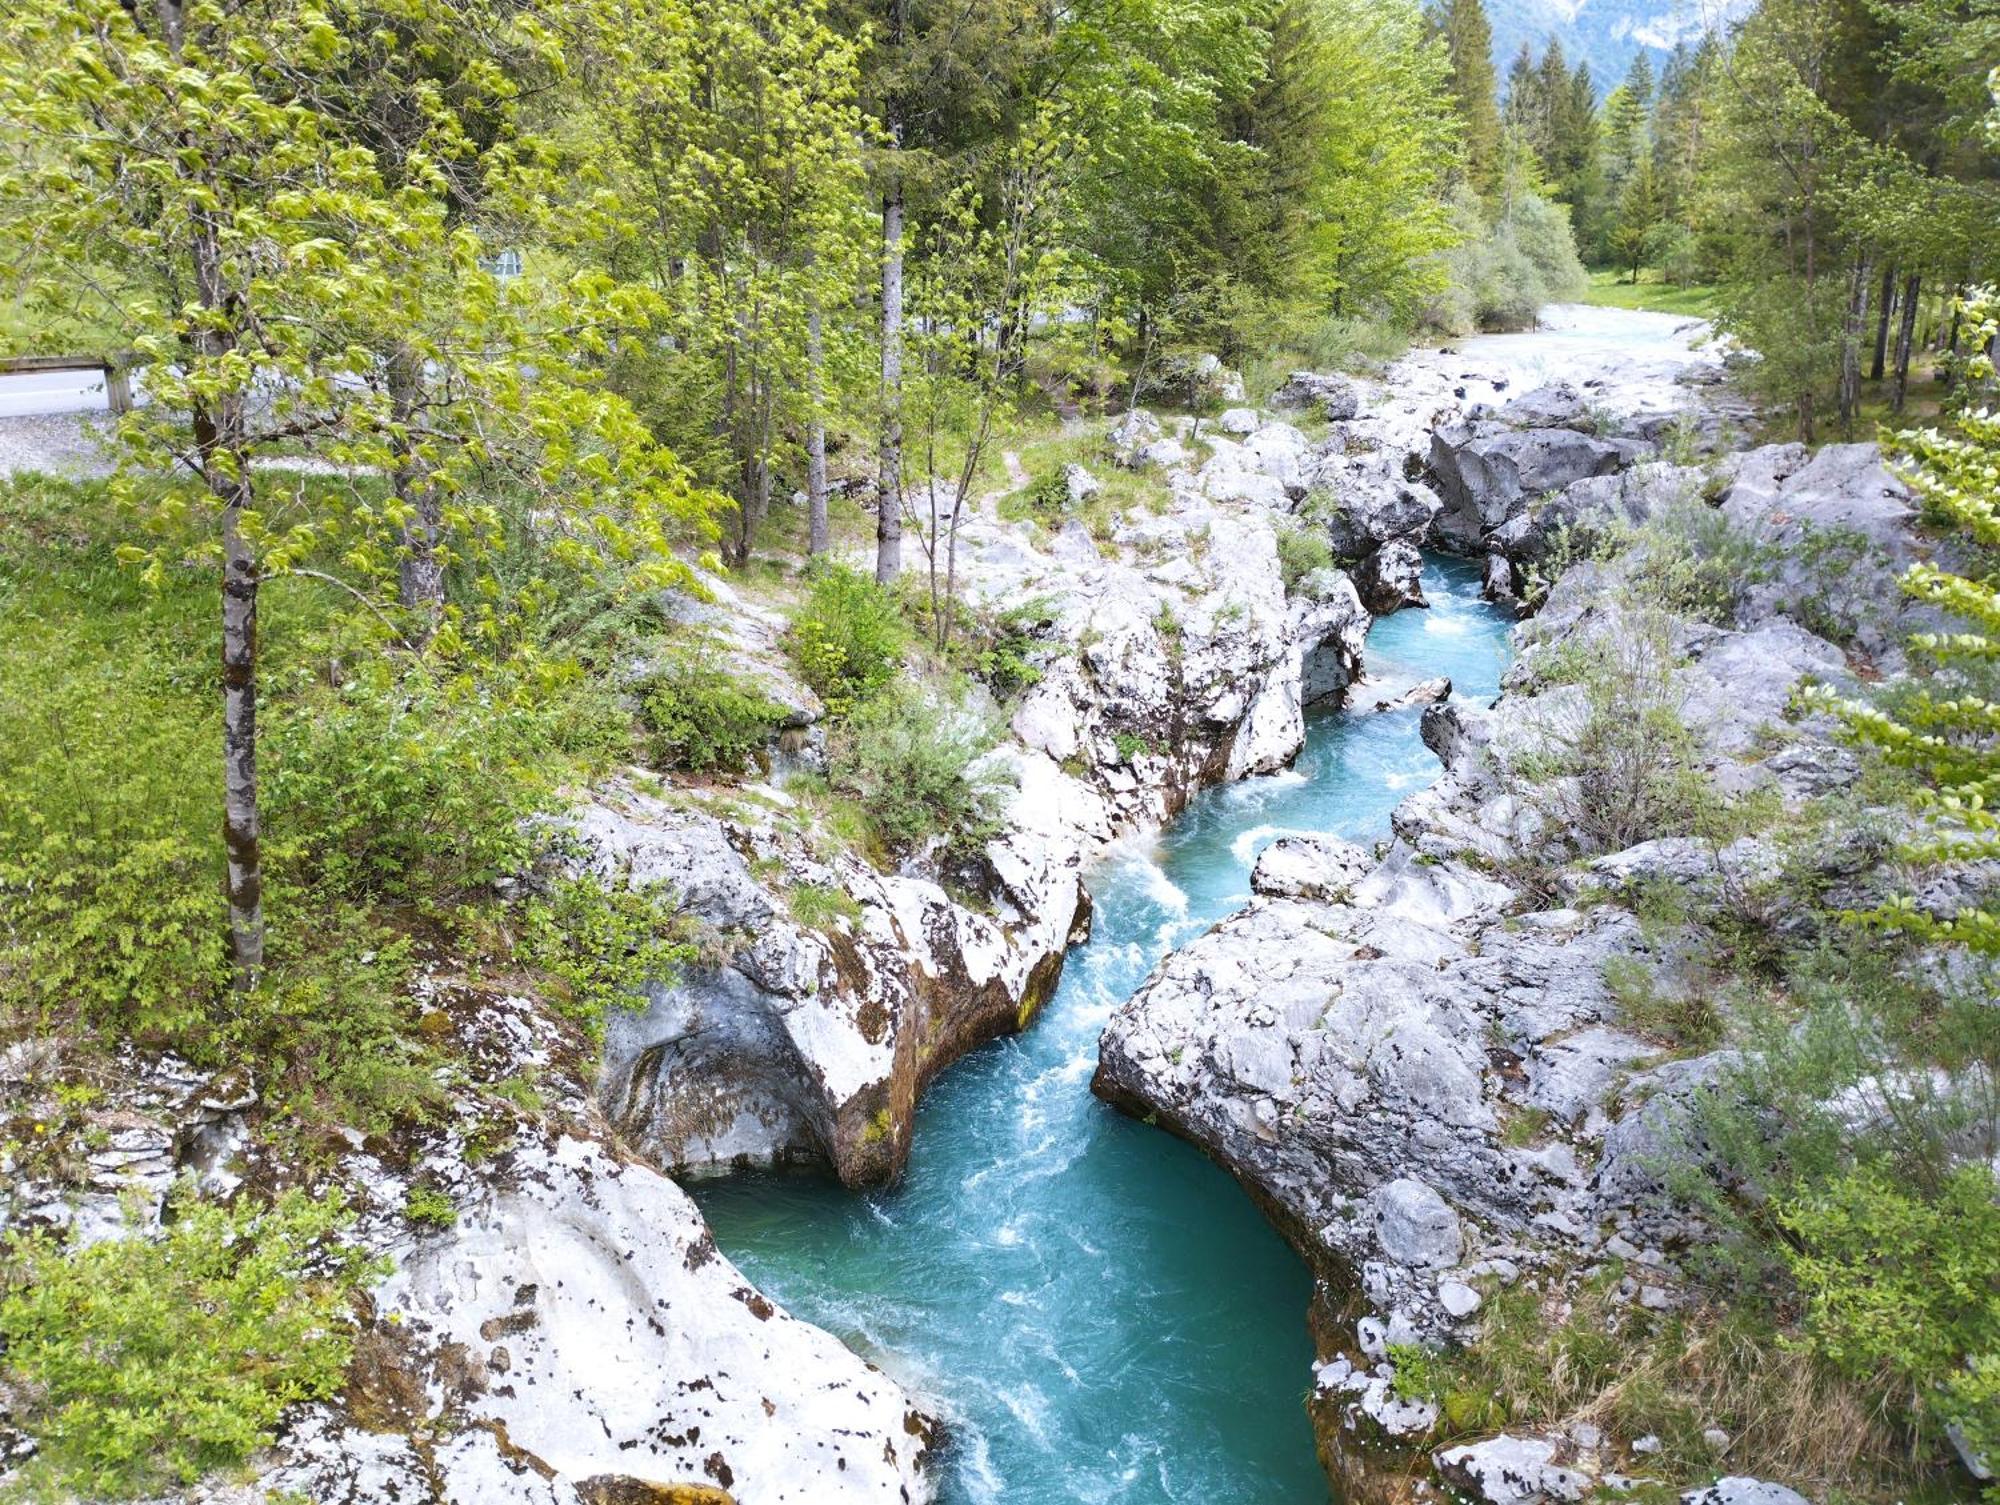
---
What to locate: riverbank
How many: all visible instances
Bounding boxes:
[1094,324,1991,1505]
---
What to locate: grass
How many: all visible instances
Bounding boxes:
[1581,268,1722,319]
[1410,1275,1917,1499]
[996,423,1172,542]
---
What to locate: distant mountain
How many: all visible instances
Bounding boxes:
[1486,0,1741,94]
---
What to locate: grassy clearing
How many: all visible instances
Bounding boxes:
[1581,268,1723,319]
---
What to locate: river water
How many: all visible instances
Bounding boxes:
[694,554,1514,1504]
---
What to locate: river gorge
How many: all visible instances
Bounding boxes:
[697,556,1513,1504]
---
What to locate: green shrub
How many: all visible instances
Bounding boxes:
[1618,499,1764,626]
[1601,953,1724,1050]
[403,1184,458,1228]
[787,564,905,717]
[1276,524,1335,595]
[1504,615,1708,856]
[637,654,787,773]
[1783,1163,2000,1468]
[970,597,1054,699]
[1022,467,1072,516]
[1113,731,1153,763]
[0,1186,379,1498]
[828,686,1006,856]
[515,875,697,1038]
[264,673,574,912]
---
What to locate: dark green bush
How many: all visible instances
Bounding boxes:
[1783,1163,2000,1469]
[828,685,1006,855]
[637,654,787,773]
[1276,524,1334,594]
[787,564,905,716]
[263,672,575,911]
[515,875,698,1038]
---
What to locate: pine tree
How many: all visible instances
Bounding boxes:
[1428,0,1501,195]
[1825,287,2000,956]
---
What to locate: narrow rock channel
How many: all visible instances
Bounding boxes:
[694,558,1514,1503]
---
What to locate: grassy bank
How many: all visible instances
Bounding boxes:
[1581,268,1723,319]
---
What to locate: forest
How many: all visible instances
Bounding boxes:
[0,0,1997,1502]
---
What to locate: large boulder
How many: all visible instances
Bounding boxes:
[1717,441,1920,665]
[1681,1480,1813,1505]
[1106,408,1165,467]
[1274,371,1362,420]
[1429,422,1635,550]
[1354,539,1428,614]
[1435,1435,1592,1505]
[1499,382,1595,431]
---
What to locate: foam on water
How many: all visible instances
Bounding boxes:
[693,552,1513,1503]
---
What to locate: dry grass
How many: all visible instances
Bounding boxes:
[1426,1275,1922,1501]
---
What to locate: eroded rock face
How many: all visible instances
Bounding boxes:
[4,984,938,1505]
[374,1134,933,1502]
[584,782,1087,1187]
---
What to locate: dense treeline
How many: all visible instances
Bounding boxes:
[0,0,1599,1000]
[1462,0,2000,440]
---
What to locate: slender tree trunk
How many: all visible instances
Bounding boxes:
[1836,256,1869,435]
[1942,292,1964,393]
[1870,262,1896,382]
[218,457,264,990]
[806,287,829,558]
[163,0,263,989]
[875,173,905,586]
[390,343,443,632]
[1892,273,1921,413]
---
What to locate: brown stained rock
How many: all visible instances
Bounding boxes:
[575,1478,735,1505]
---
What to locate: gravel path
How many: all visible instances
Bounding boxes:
[0,412,117,479]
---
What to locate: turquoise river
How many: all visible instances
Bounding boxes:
[694,553,1515,1503]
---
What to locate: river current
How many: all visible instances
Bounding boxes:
[694,553,1514,1504]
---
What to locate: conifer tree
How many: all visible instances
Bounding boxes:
[1428,0,1501,195]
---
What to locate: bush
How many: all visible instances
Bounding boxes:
[1616,499,1764,626]
[0,652,227,1037]
[828,685,1007,856]
[264,672,580,912]
[1505,615,1708,856]
[1428,185,1587,335]
[515,875,698,1039]
[637,653,787,773]
[0,1186,380,1498]
[1276,523,1335,595]
[1783,1163,2000,1469]
[787,564,905,717]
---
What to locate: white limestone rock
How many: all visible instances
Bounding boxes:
[1436,1434,1591,1505]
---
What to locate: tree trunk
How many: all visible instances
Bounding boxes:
[219,466,264,990]
[164,0,263,989]
[390,343,443,632]
[1869,263,1896,382]
[1892,273,1921,413]
[1943,292,1963,392]
[1836,256,1869,435]
[875,175,904,586]
[806,289,829,558]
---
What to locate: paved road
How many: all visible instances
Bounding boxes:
[0,367,114,418]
